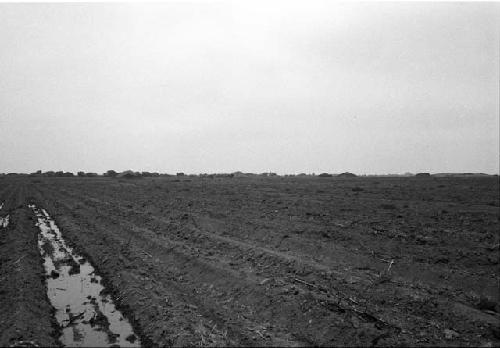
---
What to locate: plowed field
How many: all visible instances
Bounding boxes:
[0,176,499,346]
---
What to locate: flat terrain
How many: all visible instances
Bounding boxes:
[0,175,499,346]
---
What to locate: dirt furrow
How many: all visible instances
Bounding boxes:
[33,182,494,346]
[32,184,409,345]
[44,179,499,282]
[31,186,279,346]
[59,179,499,301]
[36,185,352,345]
[19,177,499,346]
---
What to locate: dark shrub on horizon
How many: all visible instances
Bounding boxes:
[117,170,142,179]
[104,170,118,177]
[337,172,357,178]
[141,172,159,177]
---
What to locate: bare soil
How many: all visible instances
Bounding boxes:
[0,175,499,346]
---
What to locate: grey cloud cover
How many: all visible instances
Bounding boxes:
[0,1,498,174]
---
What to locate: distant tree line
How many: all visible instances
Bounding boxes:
[29,170,74,177]
[0,171,495,178]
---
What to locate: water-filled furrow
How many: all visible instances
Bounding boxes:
[29,204,140,347]
[0,215,9,228]
[0,202,9,228]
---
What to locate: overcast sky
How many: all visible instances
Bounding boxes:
[0,1,498,174]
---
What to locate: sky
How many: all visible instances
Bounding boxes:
[0,1,498,175]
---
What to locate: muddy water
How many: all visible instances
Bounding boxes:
[29,205,140,347]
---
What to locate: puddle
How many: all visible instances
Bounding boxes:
[0,215,9,228]
[29,205,140,347]
[0,202,9,228]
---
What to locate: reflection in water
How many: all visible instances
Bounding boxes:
[0,202,9,228]
[0,215,9,228]
[30,205,140,347]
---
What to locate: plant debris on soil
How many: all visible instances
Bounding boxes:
[0,175,499,346]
